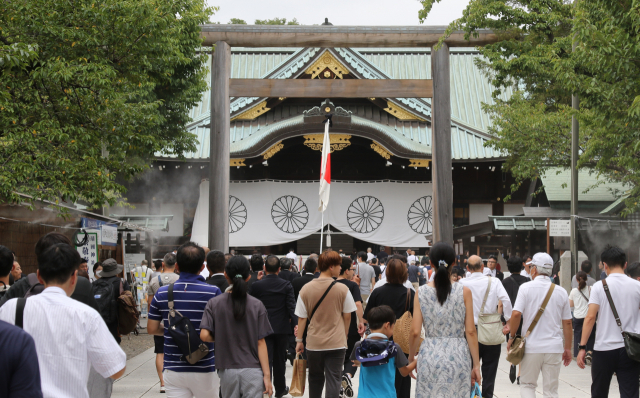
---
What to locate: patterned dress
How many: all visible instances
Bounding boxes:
[416,282,472,398]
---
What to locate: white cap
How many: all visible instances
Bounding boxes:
[530,253,554,273]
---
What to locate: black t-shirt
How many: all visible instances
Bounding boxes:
[336,278,362,337]
[371,265,382,281]
[364,283,415,321]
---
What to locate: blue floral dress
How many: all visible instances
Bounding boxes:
[416,282,471,397]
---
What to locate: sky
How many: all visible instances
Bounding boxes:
[207,0,471,26]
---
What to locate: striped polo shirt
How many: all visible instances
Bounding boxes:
[149,272,221,372]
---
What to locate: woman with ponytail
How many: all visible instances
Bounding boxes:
[569,271,596,361]
[200,256,274,398]
[409,242,481,397]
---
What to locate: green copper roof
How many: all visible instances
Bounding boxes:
[540,168,628,202]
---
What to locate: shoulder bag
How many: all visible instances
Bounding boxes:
[506,283,555,365]
[478,277,505,345]
[166,283,209,364]
[302,281,337,346]
[602,279,640,362]
[393,288,423,354]
[578,286,590,303]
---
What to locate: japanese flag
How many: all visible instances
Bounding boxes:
[319,121,331,212]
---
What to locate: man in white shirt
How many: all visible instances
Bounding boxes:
[406,249,417,266]
[0,243,126,398]
[286,248,298,261]
[521,255,532,279]
[460,255,512,398]
[356,251,376,306]
[508,252,572,398]
[577,245,640,397]
[366,248,375,262]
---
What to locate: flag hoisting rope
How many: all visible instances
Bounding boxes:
[319,114,332,253]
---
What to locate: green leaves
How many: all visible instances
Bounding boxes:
[0,0,214,212]
[419,0,640,213]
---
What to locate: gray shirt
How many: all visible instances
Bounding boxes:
[571,274,596,290]
[200,294,273,369]
[356,262,376,296]
[147,272,180,296]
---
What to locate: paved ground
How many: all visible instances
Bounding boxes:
[113,342,620,398]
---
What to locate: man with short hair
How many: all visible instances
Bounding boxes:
[370,257,382,282]
[377,248,389,262]
[0,243,127,397]
[577,246,640,397]
[0,246,12,297]
[293,258,317,300]
[356,251,376,307]
[366,248,375,262]
[461,255,512,398]
[295,251,356,398]
[486,255,504,281]
[247,254,264,290]
[407,260,421,290]
[11,260,22,282]
[147,252,180,393]
[336,257,365,397]
[147,242,222,398]
[279,257,299,284]
[205,250,229,292]
[522,255,533,279]
[509,252,572,398]
[571,260,596,289]
[250,255,297,398]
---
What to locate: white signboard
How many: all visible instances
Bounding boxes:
[101,224,118,246]
[76,233,98,279]
[550,220,571,237]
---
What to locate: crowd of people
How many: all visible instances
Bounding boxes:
[1,235,640,398]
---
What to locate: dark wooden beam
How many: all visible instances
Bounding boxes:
[431,43,454,245]
[209,41,231,252]
[201,25,498,48]
[229,79,433,98]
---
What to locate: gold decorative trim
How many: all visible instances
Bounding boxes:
[304,51,350,79]
[231,101,270,121]
[384,101,425,121]
[303,134,351,152]
[409,159,431,168]
[263,141,284,160]
[230,158,246,167]
[278,97,286,101]
[371,142,391,160]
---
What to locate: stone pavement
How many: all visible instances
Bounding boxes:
[113,341,621,398]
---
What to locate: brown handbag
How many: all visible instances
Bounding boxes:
[393,288,422,354]
[506,283,555,365]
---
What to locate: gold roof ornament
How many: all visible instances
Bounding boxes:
[231,101,270,121]
[230,158,246,167]
[370,141,391,160]
[305,51,350,79]
[409,159,431,168]
[303,134,351,152]
[383,101,425,121]
[263,141,284,160]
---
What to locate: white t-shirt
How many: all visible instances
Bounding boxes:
[366,252,375,262]
[407,255,417,265]
[459,273,512,324]
[513,276,572,354]
[286,252,297,260]
[569,286,591,319]
[589,273,640,351]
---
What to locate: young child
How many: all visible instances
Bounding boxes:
[350,305,417,398]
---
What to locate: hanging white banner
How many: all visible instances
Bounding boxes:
[192,180,434,248]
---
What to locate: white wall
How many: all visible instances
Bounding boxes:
[504,204,524,216]
[469,203,493,225]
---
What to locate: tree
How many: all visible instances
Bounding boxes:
[228,18,247,24]
[419,0,640,213]
[254,18,300,25]
[0,0,215,211]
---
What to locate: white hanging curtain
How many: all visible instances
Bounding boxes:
[191,180,434,248]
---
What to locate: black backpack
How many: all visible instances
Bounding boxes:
[167,283,209,364]
[23,273,45,298]
[92,278,118,325]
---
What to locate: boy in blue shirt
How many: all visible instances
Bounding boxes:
[349,305,417,398]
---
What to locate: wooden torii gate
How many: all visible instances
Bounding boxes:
[201,25,498,252]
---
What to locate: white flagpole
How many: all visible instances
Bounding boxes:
[320,211,324,253]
